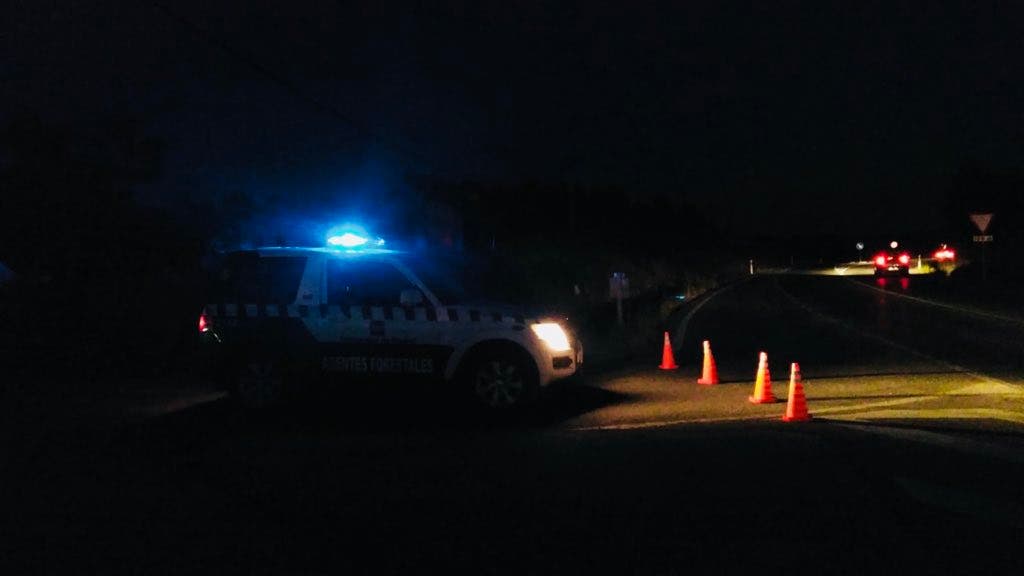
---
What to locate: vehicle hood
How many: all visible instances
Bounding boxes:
[447,300,569,322]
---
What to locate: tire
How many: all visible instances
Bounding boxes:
[462,345,539,411]
[233,357,285,409]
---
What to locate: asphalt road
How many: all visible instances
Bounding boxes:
[4,274,1024,574]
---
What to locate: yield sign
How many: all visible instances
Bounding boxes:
[969,213,993,233]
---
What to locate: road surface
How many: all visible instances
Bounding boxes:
[3,274,1023,574]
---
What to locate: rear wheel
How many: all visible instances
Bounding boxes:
[234,358,284,409]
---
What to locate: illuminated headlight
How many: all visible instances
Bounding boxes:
[531,323,572,352]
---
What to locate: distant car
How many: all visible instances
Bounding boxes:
[933,244,956,262]
[874,250,911,276]
[198,240,583,411]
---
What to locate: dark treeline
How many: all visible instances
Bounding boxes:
[4,112,1020,380]
[0,115,204,379]
[404,174,725,259]
[0,115,731,379]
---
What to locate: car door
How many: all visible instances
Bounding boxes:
[320,257,446,382]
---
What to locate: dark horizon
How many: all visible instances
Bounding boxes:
[6,1,1024,241]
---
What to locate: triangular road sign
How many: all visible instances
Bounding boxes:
[969,213,993,233]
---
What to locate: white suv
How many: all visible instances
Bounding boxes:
[199,246,583,410]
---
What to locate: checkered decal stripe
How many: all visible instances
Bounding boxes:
[205,304,527,324]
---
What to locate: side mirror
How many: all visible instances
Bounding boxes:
[400,288,424,307]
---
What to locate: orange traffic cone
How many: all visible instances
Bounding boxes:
[748,351,778,404]
[697,340,718,385]
[782,363,811,422]
[658,332,678,370]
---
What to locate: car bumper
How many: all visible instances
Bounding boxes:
[541,341,583,386]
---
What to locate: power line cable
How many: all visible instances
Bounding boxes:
[148,1,426,164]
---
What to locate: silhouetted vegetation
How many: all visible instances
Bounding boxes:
[0,114,203,382]
[0,114,739,385]
[12,108,1023,386]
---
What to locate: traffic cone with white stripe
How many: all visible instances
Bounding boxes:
[782,363,811,422]
[658,332,679,370]
[748,351,778,404]
[697,340,718,385]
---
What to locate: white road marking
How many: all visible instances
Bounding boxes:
[949,381,1024,396]
[847,277,1024,327]
[774,279,1019,388]
[827,408,1024,426]
[569,413,772,432]
[810,395,930,415]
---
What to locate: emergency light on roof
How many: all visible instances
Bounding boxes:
[326,232,387,249]
[327,232,369,248]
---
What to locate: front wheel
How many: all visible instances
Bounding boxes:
[463,348,539,411]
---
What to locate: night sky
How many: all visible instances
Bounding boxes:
[6,1,1024,237]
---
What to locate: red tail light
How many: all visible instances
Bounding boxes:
[898,254,910,265]
[198,313,210,333]
[875,255,887,266]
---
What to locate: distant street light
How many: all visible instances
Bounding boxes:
[890,241,898,250]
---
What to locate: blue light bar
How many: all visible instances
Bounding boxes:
[327,232,369,248]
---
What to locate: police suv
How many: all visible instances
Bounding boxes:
[198,237,583,410]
